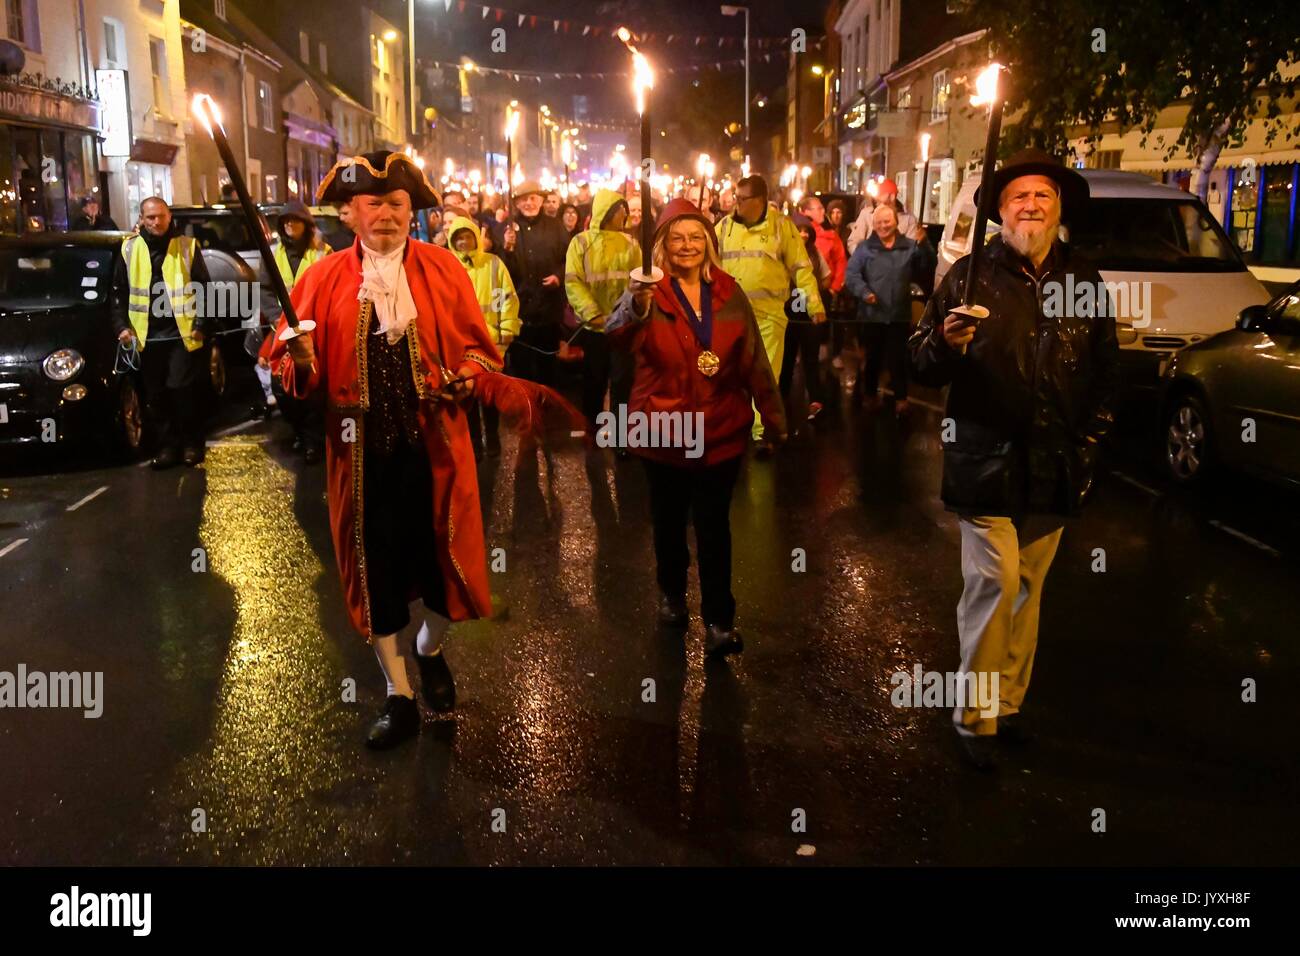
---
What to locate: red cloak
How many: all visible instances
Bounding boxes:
[268,238,503,641]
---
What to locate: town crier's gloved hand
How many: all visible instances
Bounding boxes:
[942,310,978,350]
[286,331,317,373]
[436,365,475,403]
[629,277,655,317]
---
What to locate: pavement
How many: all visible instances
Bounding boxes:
[0,362,1296,866]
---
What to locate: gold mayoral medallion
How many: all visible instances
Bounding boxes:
[697,349,720,377]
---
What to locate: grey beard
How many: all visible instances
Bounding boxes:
[1001,222,1054,261]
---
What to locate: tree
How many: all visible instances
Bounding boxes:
[966,0,1300,200]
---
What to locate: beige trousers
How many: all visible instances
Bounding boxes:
[954,515,1064,736]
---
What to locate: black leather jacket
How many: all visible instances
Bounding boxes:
[511,212,570,326]
[908,235,1120,517]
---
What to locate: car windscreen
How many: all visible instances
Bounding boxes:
[0,248,115,311]
[1067,198,1245,273]
[175,213,268,253]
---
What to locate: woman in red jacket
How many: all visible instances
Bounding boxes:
[606,198,786,658]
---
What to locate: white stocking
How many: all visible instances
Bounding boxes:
[414,607,452,657]
[372,633,414,698]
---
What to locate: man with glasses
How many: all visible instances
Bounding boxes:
[716,175,825,453]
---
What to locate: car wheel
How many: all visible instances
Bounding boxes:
[1164,391,1213,483]
[209,345,227,398]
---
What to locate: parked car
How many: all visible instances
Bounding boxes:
[0,231,254,457]
[935,170,1270,393]
[169,204,273,273]
[1159,282,1300,486]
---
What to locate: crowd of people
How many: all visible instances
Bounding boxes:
[97,147,1119,769]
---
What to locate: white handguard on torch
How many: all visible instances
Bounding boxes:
[279,319,318,374]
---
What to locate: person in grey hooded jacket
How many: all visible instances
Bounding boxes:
[843,203,935,413]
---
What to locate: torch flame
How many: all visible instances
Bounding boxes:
[920,131,932,163]
[191,93,223,134]
[970,63,1004,107]
[504,102,520,140]
[631,51,654,115]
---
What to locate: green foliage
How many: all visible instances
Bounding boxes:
[967,0,1300,160]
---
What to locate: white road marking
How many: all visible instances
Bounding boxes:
[66,485,109,512]
[206,435,271,447]
[0,538,29,559]
[210,418,259,438]
[1109,470,1161,497]
[1208,520,1281,558]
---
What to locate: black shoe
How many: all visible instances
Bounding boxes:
[303,445,322,465]
[658,593,688,628]
[955,733,998,772]
[704,624,744,658]
[291,435,304,452]
[997,714,1031,746]
[412,645,456,712]
[150,446,180,470]
[365,694,420,750]
[182,445,204,467]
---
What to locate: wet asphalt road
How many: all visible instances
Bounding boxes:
[1,363,1297,867]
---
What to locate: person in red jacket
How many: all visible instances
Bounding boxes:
[606,198,786,658]
[797,194,847,293]
[270,150,503,750]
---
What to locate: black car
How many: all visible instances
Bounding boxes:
[0,231,254,457]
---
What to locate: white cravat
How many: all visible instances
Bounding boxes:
[358,240,418,345]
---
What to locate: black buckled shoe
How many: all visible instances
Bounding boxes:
[413,646,456,712]
[704,624,744,658]
[182,445,204,467]
[365,694,420,750]
[150,445,180,470]
[658,593,688,628]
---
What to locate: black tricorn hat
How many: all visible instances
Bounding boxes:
[975,147,1089,225]
[316,150,441,210]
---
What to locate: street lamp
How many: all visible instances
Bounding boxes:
[721,4,750,167]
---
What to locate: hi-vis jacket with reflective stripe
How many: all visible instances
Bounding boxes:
[715,206,825,327]
[448,215,520,346]
[564,188,641,332]
[273,239,331,289]
[120,233,202,351]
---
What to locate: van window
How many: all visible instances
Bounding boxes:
[1069,198,1244,273]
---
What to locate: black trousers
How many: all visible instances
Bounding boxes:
[778,320,826,407]
[362,441,447,636]
[509,322,559,386]
[140,338,204,450]
[465,399,500,450]
[642,456,743,629]
[574,327,634,428]
[861,322,911,401]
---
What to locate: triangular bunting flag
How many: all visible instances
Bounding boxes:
[518,13,525,26]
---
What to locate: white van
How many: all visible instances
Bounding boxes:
[934,170,1270,388]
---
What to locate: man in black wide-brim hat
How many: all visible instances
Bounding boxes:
[908,148,1121,771]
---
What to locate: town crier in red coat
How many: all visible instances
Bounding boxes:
[269,150,503,750]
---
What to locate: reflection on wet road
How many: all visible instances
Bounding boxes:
[1,379,1296,865]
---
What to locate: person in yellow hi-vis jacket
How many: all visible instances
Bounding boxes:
[716,174,826,453]
[110,196,215,469]
[448,214,520,457]
[253,199,332,462]
[564,187,641,433]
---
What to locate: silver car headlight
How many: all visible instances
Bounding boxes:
[43,348,85,381]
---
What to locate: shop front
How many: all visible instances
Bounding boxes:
[0,74,102,235]
[285,113,338,205]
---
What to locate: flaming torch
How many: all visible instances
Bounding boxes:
[504,100,520,207]
[191,93,308,338]
[619,27,662,284]
[916,131,932,227]
[951,63,1006,345]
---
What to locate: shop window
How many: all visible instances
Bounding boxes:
[0,123,16,234]
[1252,164,1293,264]
[264,175,278,203]
[214,0,227,20]
[1230,169,1258,254]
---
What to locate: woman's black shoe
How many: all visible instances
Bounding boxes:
[150,446,180,470]
[955,733,998,772]
[997,714,1032,746]
[704,624,744,658]
[412,646,456,712]
[658,594,688,628]
[365,694,420,750]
